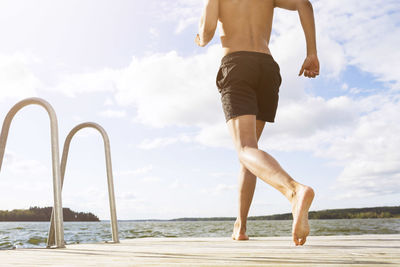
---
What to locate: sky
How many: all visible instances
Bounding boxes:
[0,0,399,220]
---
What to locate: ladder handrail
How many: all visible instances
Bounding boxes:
[47,122,119,247]
[0,97,65,248]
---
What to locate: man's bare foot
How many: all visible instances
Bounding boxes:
[232,220,249,240]
[291,185,314,246]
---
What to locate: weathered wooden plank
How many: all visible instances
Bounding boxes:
[1,235,399,266]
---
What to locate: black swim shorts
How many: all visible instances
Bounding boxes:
[216,51,282,123]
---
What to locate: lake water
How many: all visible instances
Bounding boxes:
[1,218,399,249]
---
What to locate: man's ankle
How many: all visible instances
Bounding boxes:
[235,219,247,230]
[287,181,303,202]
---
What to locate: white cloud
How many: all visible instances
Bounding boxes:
[149,27,160,39]
[140,176,161,183]
[194,122,231,149]
[138,137,179,150]
[257,93,400,198]
[314,0,400,89]
[0,151,52,210]
[115,45,223,127]
[49,67,117,97]
[0,53,41,101]
[201,183,237,195]
[166,178,191,191]
[98,109,126,118]
[158,0,202,34]
[210,171,235,178]
[168,179,181,190]
[117,192,138,200]
[266,95,359,141]
[104,98,114,106]
[1,151,48,176]
[175,17,198,34]
[51,45,227,151]
[117,165,154,176]
[329,95,400,198]
[138,134,193,150]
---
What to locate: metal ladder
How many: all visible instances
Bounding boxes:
[0,97,119,248]
[47,122,119,247]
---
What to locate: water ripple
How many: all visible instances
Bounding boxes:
[0,218,399,249]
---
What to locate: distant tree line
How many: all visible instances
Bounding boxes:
[306,206,400,220]
[171,206,400,221]
[0,206,99,221]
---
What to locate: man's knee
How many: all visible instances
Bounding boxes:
[237,144,258,160]
[238,142,258,151]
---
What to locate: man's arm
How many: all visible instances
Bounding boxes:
[195,0,219,47]
[274,0,319,77]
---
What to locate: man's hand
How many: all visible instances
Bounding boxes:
[195,34,203,47]
[299,54,319,78]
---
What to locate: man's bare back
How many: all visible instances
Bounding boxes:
[196,0,319,78]
[218,0,275,56]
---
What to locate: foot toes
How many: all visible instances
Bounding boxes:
[299,237,307,245]
[293,236,300,246]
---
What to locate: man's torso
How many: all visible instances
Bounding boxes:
[218,0,275,56]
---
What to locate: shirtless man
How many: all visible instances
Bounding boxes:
[195,0,319,246]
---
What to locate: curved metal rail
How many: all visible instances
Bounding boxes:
[0,97,65,248]
[47,122,119,247]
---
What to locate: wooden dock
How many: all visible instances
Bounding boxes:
[1,234,400,266]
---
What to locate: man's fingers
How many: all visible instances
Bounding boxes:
[195,34,201,45]
[300,64,320,78]
[301,69,319,78]
[311,68,319,75]
[298,66,305,76]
